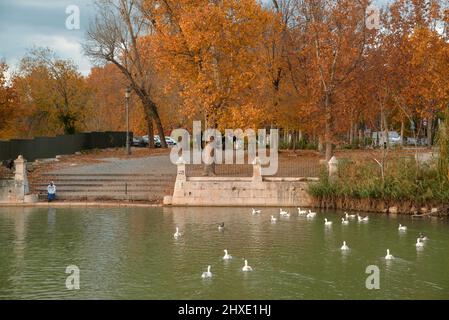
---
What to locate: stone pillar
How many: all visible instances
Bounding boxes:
[172,157,187,202]
[252,157,262,183]
[328,156,338,181]
[176,157,187,183]
[14,155,29,196]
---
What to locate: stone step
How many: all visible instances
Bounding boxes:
[37,173,175,178]
[31,178,175,183]
[30,182,174,187]
[36,193,166,201]
[29,172,176,202]
[31,187,172,193]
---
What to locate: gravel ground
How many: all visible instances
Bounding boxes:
[49,154,177,175]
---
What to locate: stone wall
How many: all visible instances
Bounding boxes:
[169,159,318,207]
[0,179,24,203]
[0,156,37,204]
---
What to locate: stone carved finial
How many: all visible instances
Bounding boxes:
[328,156,338,180]
[252,157,262,183]
[176,156,187,165]
[13,155,29,198]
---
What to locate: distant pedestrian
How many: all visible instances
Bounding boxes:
[203,136,216,176]
[47,182,56,202]
[2,159,14,170]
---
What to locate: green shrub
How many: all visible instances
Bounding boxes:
[309,157,449,202]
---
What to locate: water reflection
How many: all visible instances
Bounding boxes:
[0,207,448,299]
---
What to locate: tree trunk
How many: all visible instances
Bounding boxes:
[141,95,167,149]
[324,95,333,161]
[151,103,167,148]
[427,117,433,148]
[349,118,354,145]
[400,120,405,146]
[382,111,389,149]
[143,105,155,149]
[318,135,324,153]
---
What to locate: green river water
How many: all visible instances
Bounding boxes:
[0,206,448,300]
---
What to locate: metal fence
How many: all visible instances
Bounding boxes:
[0,131,131,162]
[185,161,323,178]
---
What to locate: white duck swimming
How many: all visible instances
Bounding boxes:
[242,260,253,272]
[358,214,369,222]
[398,224,407,231]
[298,208,307,215]
[419,233,429,241]
[218,222,225,231]
[345,212,357,219]
[324,218,333,226]
[415,238,425,248]
[341,218,349,225]
[201,265,213,279]
[306,210,317,219]
[174,227,182,239]
[223,250,233,260]
[252,208,261,215]
[385,249,394,260]
[341,241,350,251]
[271,215,278,223]
[280,209,290,218]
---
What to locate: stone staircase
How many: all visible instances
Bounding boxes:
[29,173,176,203]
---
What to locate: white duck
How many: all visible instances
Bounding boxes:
[415,238,425,248]
[306,210,317,218]
[271,215,278,223]
[252,208,261,215]
[341,218,349,225]
[218,222,225,231]
[324,218,333,226]
[223,250,233,260]
[298,208,307,215]
[341,241,350,251]
[280,209,289,216]
[385,249,394,260]
[398,224,407,231]
[242,260,253,272]
[345,212,357,219]
[201,265,213,279]
[419,233,429,241]
[358,214,369,222]
[174,227,182,239]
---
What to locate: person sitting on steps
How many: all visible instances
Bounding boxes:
[47,181,56,202]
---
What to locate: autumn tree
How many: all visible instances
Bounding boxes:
[0,62,16,138]
[84,0,167,148]
[14,48,90,136]
[141,0,276,130]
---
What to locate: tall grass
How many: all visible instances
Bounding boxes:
[309,157,449,203]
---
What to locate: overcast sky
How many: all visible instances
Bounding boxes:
[0,0,389,77]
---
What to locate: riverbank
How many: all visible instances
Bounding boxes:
[1,200,447,218]
[311,198,448,217]
[0,201,162,208]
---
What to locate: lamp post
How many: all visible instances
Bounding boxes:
[125,86,131,156]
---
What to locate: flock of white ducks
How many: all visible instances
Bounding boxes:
[174,208,430,278]
[200,255,252,279]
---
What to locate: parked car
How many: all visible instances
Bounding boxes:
[142,135,162,148]
[372,131,403,147]
[165,136,177,146]
[154,135,162,148]
[132,136,147,147]
[406,137,427,146]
